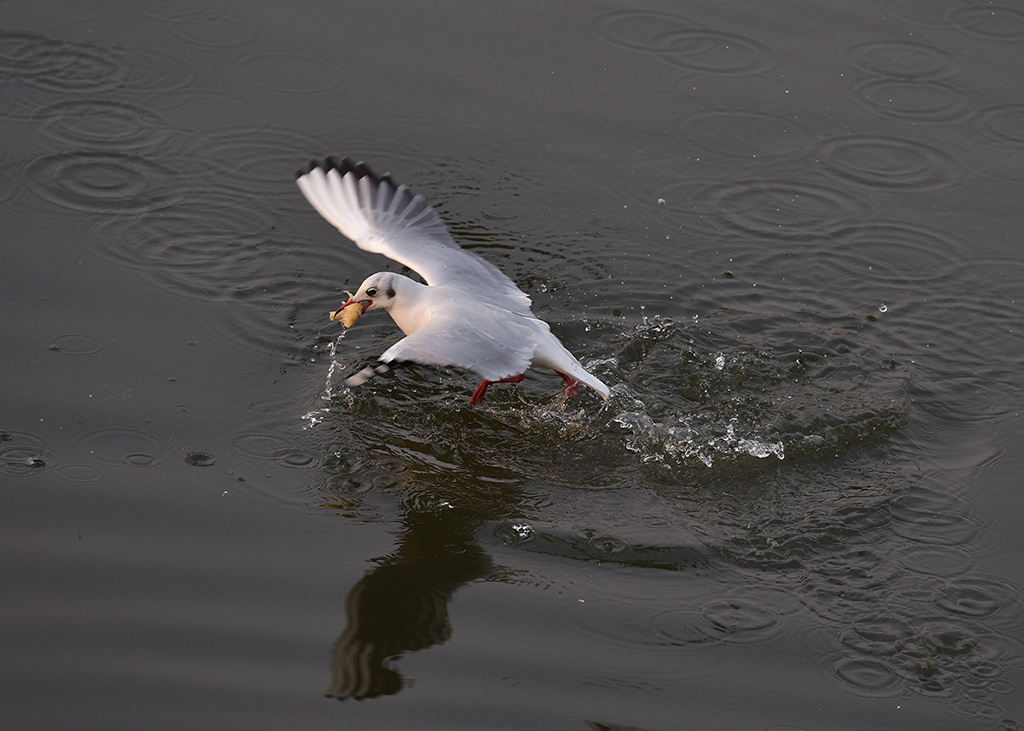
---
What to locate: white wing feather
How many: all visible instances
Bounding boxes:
[296,157,532,314]
[379,305,536,382]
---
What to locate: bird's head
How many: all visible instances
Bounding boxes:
[329,272,399,328]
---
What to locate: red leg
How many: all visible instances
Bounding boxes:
[471,380,490,405]
[470,374,524,404]
[557,372,579,398]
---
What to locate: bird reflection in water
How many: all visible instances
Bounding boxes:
[326,507,493,700]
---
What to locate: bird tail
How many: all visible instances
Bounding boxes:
[567,364,610,400]
[534,329,610,400]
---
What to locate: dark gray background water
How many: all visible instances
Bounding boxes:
[3,0,1023,728]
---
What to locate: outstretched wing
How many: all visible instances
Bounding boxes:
[296,157,532,314]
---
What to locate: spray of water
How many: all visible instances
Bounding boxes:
[302,331,352,429]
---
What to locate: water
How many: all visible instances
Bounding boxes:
[3,0,1024,728]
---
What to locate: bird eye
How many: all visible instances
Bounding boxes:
[365,287,378,297]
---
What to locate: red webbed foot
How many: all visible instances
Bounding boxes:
[557,372,579,399]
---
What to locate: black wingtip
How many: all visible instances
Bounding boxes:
[295,158,319,179]
[296,155,398,188]
[345,359,414,388]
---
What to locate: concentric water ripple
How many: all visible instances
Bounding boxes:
[605,157,733,236]
[768,482,1019,713]
[960,105,1024,183]
[33,99,172,151]
[0,430,52,477]
[0,30,123,93]
[841,614,916,657]
[729,218,966,333]
[825,221,965,289]
[118,225,270,299]
[590,10,776,74]
[742,220,966,306]
[548,571,803,691]
[870,249,1024,424]
[960,140,1024,184]
[849,77,972,124]
[45,332,109,357]
[947,4,1024,41]
[203,231,368,355]
[554,583,713,652]
[189,125,343,198]
[0,32,197,123]
[973,104,1024,145]
[831,657,902,697]
[72,424,168,469]
[884,0,962,27]
[697,179,867,239]
[932,578,1016,620]
[118,46,201,97]
[815,135,962,191]
[829,608,1019,715]
[230,431,316,469]
[697,596,784,644]
[897,544,977,578]
[88,182,276,284]
[889,483,980,547]
[960,256,1024,318]
[846,39,959,80]
[24,152,183,216]
[53,463,106,483]
[651,30,774,74]
[591,9,703,53]
[167,11,261,48]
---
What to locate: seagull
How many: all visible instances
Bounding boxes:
[296,156,610,404]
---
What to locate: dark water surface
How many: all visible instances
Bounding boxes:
[3,0,1023,728]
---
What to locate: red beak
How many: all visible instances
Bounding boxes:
[333,299,371,318]
[330,298,372,322]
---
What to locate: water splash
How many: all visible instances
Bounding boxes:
[596,311,908,469]
[302,331,352,429]
[613,401,785,468]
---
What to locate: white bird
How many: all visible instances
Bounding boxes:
[296,157,610,405]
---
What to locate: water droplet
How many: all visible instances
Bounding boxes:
[184,452,217,466]
[511,522,534,539]
[495,520,536,545]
